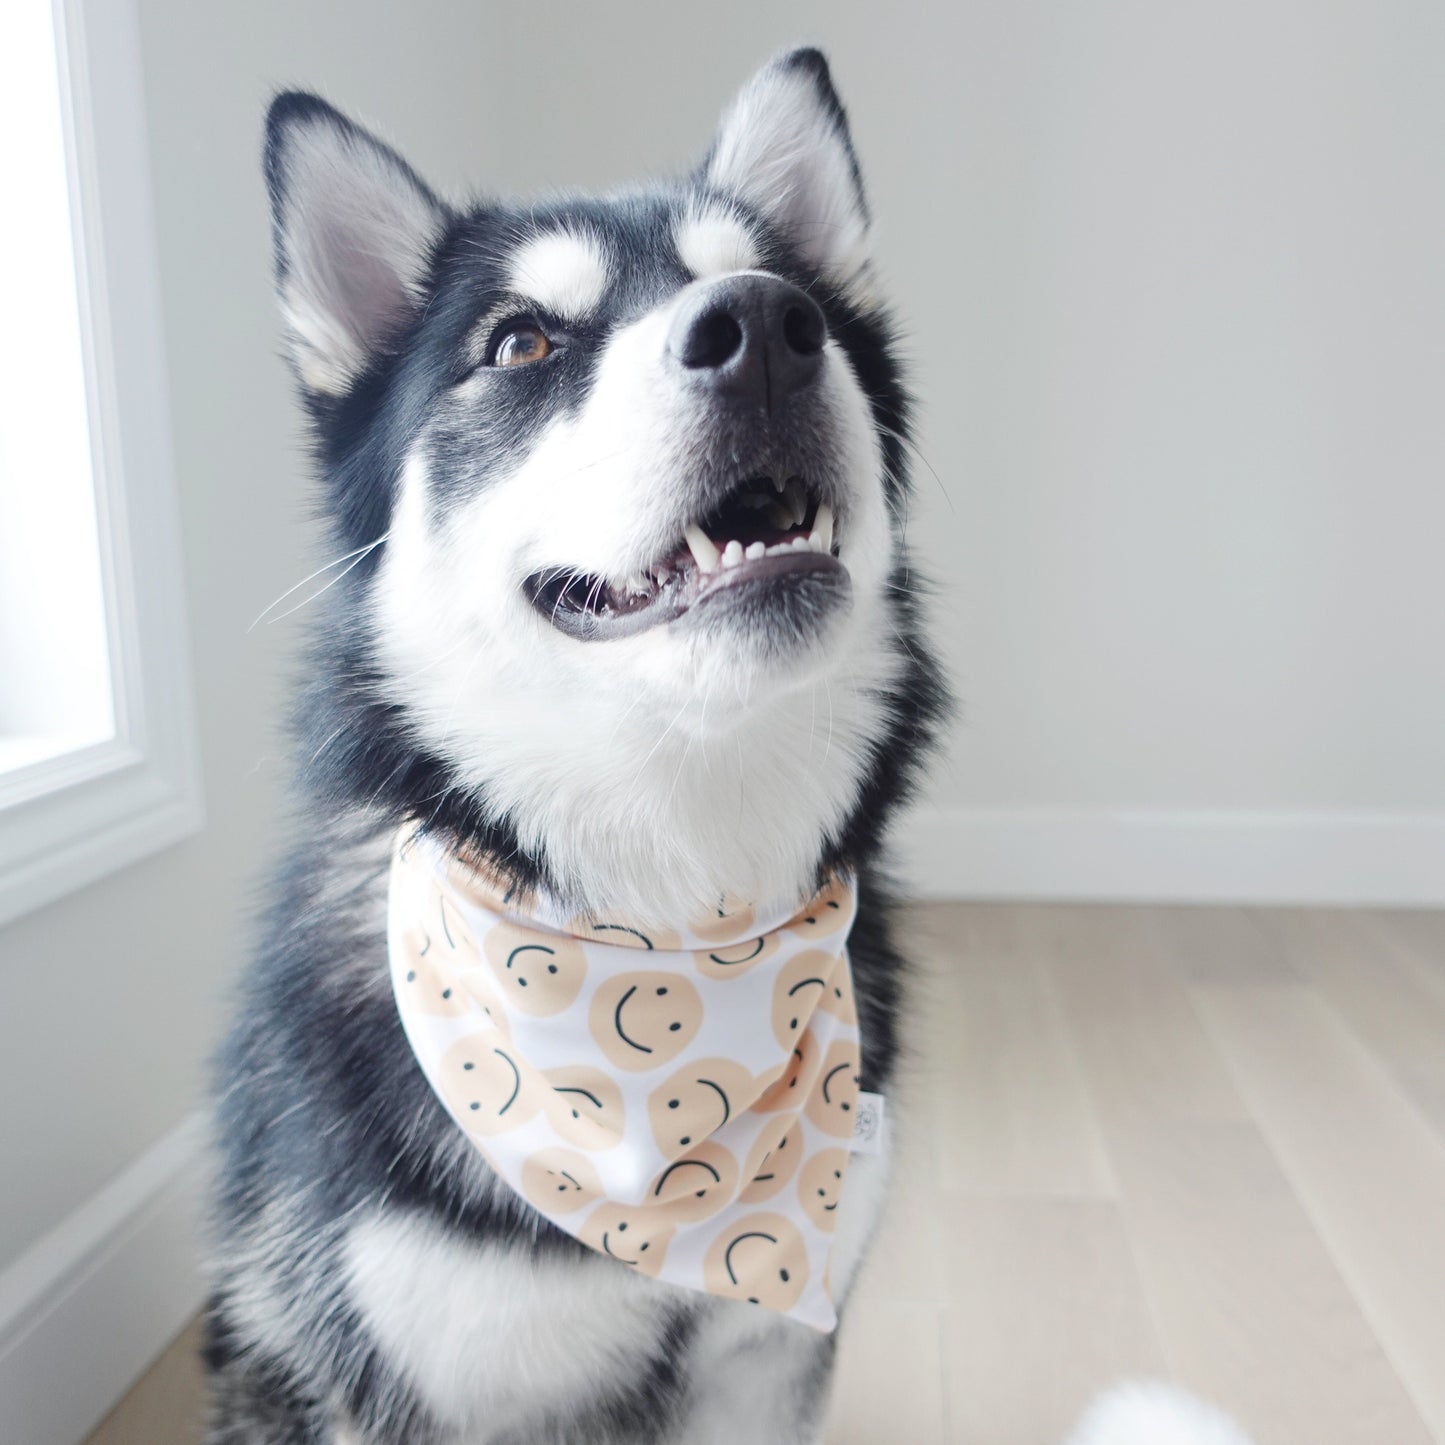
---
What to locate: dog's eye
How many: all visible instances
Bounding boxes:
[491,322,552,368]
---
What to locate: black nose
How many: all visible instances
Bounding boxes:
[668,275,826,413]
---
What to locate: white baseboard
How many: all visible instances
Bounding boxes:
[0,1111,208,1445]
[895,806,1445,906]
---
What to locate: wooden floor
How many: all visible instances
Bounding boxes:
[85,904,1445,1445]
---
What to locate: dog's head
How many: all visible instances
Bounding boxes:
[266,49,944,918]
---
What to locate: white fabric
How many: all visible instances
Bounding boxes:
[388,825,861,1331]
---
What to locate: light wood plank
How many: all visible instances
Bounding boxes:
[914,904,1115,1197]
[1037,904,1248,1128]
[1104,1121,1434,1445]
[83,1317,205,1445]
[1370,908,1445,1003]
[826,1301,947,1445]
[1193,983,1445,1440]
[1138,904,1298,985]
[938,1196,1167,1445]
[1253,908,1445,1137]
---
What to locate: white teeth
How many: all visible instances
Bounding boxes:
[813,502,834,554]
[790,536,811,552]
[768,504,794,531]
[624,573,650,595]
[772,475,786,493]
[721,540,744,569]
[744,541,766,561]
[764,543,790,557]
[684,523,721,573]
[784,479,808,526]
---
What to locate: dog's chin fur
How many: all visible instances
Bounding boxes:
[208,47,949,1445]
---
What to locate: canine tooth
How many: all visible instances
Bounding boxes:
[814,502,834,554]
[784,479,808,526]
[772,475,786,493]
[721,540,744,568]
[684,524,721,573]
[744,541,766,561]
[807,531,823,552]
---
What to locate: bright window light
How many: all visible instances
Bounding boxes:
[0,0,115,775]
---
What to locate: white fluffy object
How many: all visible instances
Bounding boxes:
[1064,1381,1257,1445]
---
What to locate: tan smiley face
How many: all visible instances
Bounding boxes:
[815,959,856,1026]
[484,921,588,1016]
[739,1121,803,1203]
[753,1029,821,1113]
[437,1036,539,1136]
[567,915,683,952]
[397,936,470,1018]
[647,1058,757,1156]
[785,876,852,940]
[805,1039,862,1139]
[578,1202,677,1278]
[687,896,758,945]
[644,1140,740,1222]
[542,1065,626,1150]
[771,950,843,1050]
[518,1147,604,1215]
[798,1148,850,1231]
[693,931,781,980]
[588,972,703,1072]
[703,1212,809,1312]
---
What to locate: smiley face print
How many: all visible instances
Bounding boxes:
[692,931,780,980]
[703,1212,809,1312]
[771,950,844,1049]
[579,1202,677,1278]
[484,921,588,1016]
[396,934,472,1018]
[437,1035,539,1136]
[753,1029,821,1113]
[566,914,682,952]
[686,896,758,946]
[739,1121,803,1203]
[805,1039,862,1139]
[785,875,852,941]
[588,972,703,1072]
[798,1148,850,1231]
[519,1147,604,1215]
[647,1058,757,1157]
[644,1140,740,1222]
[542,1065,626,1150]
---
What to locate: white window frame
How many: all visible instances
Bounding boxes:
[0,0,203,929]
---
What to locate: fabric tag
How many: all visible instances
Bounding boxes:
[849,1091,886,1155]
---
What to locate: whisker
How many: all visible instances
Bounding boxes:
[248,533,389,631]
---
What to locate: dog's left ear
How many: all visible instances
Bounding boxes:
[704,48,870,288]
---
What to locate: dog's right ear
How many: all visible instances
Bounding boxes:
[264,93,448,397]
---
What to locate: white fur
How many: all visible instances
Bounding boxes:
[343,1210,677,1436]
[508,227,610,321]
[707,58,869,288]
[675,200,762,279]
[1064,1382,1257,1445]
[372,272,901,925]
[273,115,442,395]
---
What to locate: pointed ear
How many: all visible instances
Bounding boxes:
[264,93,448,396]
[704,49,870,289]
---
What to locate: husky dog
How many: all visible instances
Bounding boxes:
[206,48,946,1445]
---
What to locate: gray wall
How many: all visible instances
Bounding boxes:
[5,0,1442,1267]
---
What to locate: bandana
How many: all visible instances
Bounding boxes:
[387,825,861,1331]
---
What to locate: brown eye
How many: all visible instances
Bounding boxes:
[492,323,552,368]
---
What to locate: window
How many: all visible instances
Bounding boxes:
[0,0,202,927]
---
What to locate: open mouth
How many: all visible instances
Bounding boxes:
[524,474,844,641]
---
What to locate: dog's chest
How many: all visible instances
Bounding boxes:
[340,1146,890,1437]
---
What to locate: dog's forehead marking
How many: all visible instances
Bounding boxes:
[507,227,610,322]
[674,201,762,280]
